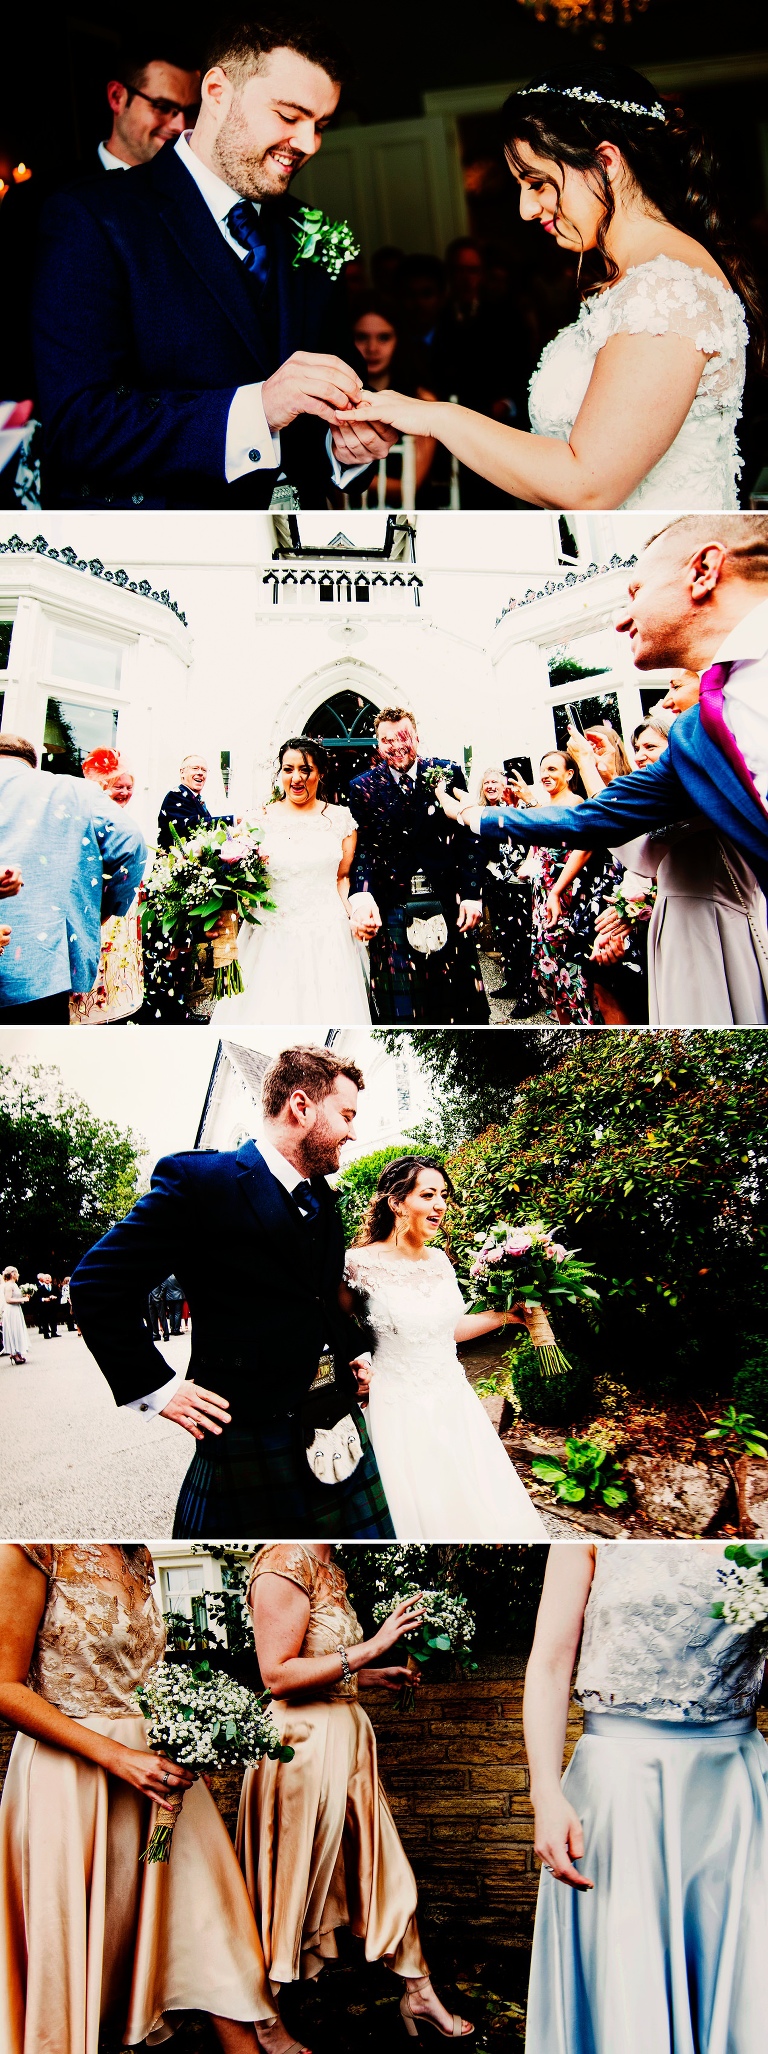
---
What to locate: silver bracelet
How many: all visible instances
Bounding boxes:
[337,1643,353,1686]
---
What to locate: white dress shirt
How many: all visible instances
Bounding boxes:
[174,133,367,490]
[129,1137,317,1416]
[711,593,768,803]
[389,760,420,787]
[97,141,131,170]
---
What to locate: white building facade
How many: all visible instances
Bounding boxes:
[1,509,668,841]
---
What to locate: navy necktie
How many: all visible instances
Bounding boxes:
[226,201,273,288]
[293,1179,322,1223]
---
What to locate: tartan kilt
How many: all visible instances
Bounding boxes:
[369,903,489,1024]
[172,1404,394,1539]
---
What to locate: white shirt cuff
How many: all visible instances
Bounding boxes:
[325,428,372,490]
[127,1372,181,1416]
[225,385,281,483]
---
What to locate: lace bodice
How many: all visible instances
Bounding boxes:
[575,1544,768,1722]
[260,802,356,927]
[528,256,747,509]
[247,1544,364,1700]
[344,1246,467,1404]
[21,1544,165,1717]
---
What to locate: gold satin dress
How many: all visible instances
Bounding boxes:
[0,1544,274,2053]
[237,1546,427,1988]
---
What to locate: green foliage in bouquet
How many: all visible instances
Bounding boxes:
[531,1437,629,1510]
[466,1219,600,1376]
[142,823,274,999]
[366,1546,477,1711]
[712,1542,768,1629]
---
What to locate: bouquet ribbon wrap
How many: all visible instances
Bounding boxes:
[212,907,240,969]
[523,1303,556,1350]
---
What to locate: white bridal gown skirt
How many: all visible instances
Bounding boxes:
[212,898,371,1026]
[366,1361,546,1540]
[1,1302,28,1356]
[525,1713,768,2054]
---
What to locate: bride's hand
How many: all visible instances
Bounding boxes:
[332,389,436,437]
[533,1791,594,1889]
[370,1595,426,1658]
[350,1353,372,1398]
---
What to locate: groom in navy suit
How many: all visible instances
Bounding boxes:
[32,13,396,510]
[447,516,768,900]
[70,1045,394,1540]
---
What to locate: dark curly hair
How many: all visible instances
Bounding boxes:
[274,735,331,807]
[358,1156,456,1246]
[502,60,766,370]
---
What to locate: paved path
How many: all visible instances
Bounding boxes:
[1,1328,573,1542]
[0,1328,192,1539]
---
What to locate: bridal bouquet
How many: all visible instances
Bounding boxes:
[370,1546,477,1711]
[135,1658,294,1863]
[712,1543,768,1631]
[604,879,656,926]
[142,823,274,999]
[468,1221,600,1376]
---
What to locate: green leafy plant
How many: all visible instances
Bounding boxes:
[531,1437,629,1510]
[733,1344,768,1435]
[702,1406,768,1460]
[509,1335,594,1426]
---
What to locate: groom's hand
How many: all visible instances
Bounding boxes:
[457,899,482,931]
[330,417,399,466]
[262,351,364,429]
[160,1381,232,1440]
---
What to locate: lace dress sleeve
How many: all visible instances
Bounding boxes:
[246,1543,316,1604]
[335,804,357,840]
[592,258,748,389]
[434,1247,469,1313]
[19,1544,55,1579]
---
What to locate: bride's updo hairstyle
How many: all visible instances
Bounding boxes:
[274,735,331,807]
[358,1155,456,1245]
[502,60,766,366]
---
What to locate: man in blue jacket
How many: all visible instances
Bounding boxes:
[32,13,395,509]
[443,515,768,902]
[0,736,146,1020]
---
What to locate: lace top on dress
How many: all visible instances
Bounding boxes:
[248,1545,364,1701]
[260,803,357,929]
[343,1246,468,1406]
[528,256,748,509]
[575,1544,768,1723]
[21,1543,166,1717]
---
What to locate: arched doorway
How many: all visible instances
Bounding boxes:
[304,689,380,802]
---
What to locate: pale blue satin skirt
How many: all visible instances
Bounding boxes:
[525,1712,768,2053]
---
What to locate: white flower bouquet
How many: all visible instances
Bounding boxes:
[712,1543,768,1631]
[370,1546,477,1711]
[135,1658,294,1862]
[468,1220,600,1375]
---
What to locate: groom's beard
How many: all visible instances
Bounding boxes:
[213,102,308,198]
[298,1126,345,1179]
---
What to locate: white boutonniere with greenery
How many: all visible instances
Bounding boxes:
[293,206,360,279]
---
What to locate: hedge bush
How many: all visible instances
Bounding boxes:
[508,1334,594,1426]
[733,1341,768,1434]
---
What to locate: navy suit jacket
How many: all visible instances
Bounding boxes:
[70,1141,359,1420]
[480,707,768,901]
[349,756,485,910]
[157,785,233,851]
[32,144,361,509]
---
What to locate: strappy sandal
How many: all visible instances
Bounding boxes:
[400,1977,474,2039]
[255,2021,312,2054]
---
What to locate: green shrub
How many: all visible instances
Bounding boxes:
[334,1146,412,1243]
[733,1342,768,1434]
[509,1335,594,1426]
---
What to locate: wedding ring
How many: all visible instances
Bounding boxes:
[162,1770,171,1785]
[544,1863,555,1872]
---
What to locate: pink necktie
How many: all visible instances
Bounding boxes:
[698,662,768,820]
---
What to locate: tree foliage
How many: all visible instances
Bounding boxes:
[0,1062,146,1275]
[443,1030,768,1390]
[375,1027,578,1150]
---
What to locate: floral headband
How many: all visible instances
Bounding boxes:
[516,84,666,122]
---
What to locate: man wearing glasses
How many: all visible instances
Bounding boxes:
[99,52,202,170]
[29,9,395,511]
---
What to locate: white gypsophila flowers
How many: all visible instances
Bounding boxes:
[373,1582,476,1654]
[715,1563,768,1631]
[135,1664,284,1768]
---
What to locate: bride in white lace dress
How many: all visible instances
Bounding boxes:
[213,738,378,1026]
[332,63,762,511]
[341,1158,547,1539]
